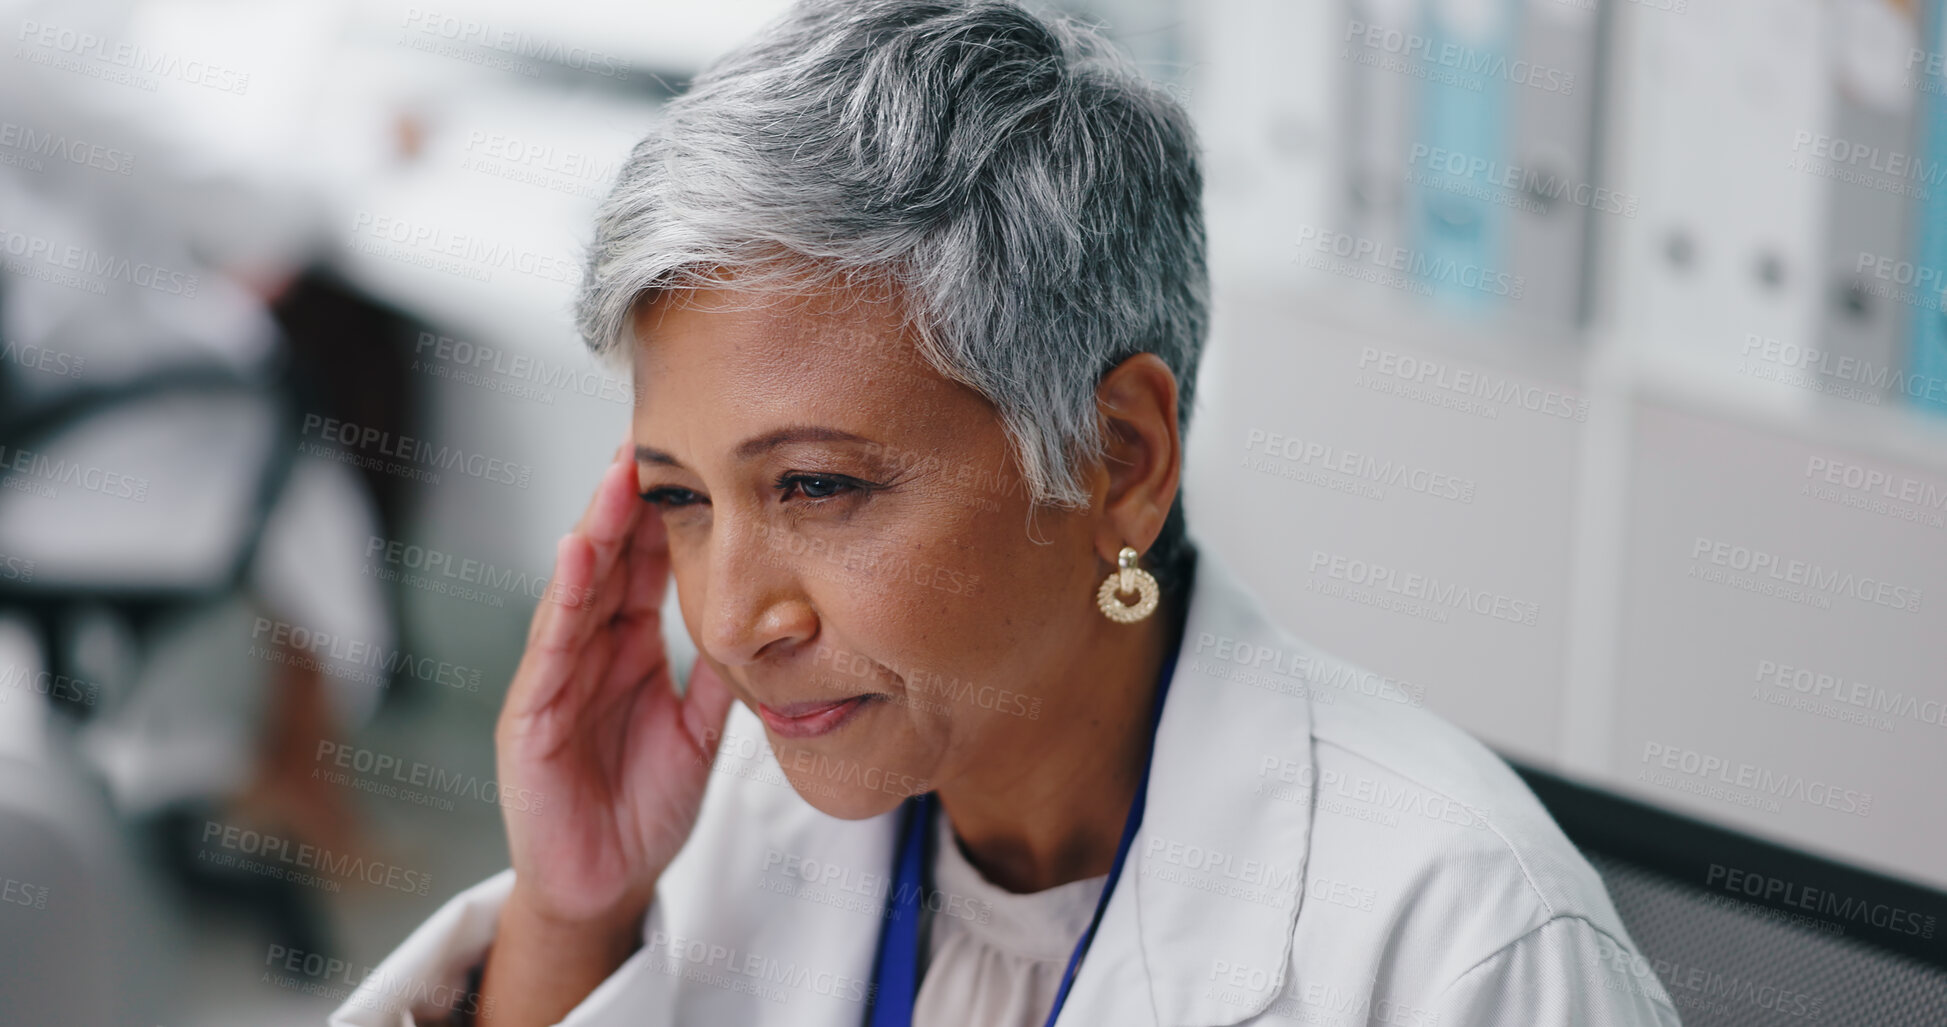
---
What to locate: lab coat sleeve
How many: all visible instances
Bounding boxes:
[1426,916,1683,1027]
[327,869,513,1027]
[327,869,682,1026]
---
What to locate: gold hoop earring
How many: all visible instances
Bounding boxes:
[1096,545,1160,624]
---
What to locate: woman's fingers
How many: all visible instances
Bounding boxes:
[572,433,635,535]
[581,456,644,601]
[571,470,640,631]
[525,444,631,650]
[620,499,673,622]
[508,533,601,719]
[512,445,642,718]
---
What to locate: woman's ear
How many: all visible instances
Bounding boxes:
[1092,354,1182,566]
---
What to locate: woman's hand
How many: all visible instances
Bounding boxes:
[477,439,735,1025]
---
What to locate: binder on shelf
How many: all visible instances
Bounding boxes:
[1503,0,1603,330]
[1908,0,1947,412]
[1335,0,1421,294]
[1814,0,1919,406]
[1403,0,1517,315]
[1622,0,1829,372]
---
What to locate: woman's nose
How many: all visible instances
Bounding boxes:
[696,520,819,668]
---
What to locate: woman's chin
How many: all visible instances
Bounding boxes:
[788,785,917,821]
[769,746,931,821]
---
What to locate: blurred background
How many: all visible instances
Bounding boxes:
[0,0,1942,1023]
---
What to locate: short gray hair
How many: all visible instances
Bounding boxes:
[577,0,1206,586]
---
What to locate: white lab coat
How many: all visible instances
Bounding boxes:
[330,546,1681,1027]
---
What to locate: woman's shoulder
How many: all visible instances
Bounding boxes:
[1181,548,1623,937]
[1307,689,1606,903]
[1291,669,1659,997]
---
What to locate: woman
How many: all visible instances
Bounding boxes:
[333,1,1680,1024]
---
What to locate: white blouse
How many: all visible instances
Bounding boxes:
[912,811,1109,1027]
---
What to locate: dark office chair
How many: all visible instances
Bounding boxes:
[1516,764,1947,1026]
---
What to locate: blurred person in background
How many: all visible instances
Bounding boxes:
[0,0,431,1018]
[334,1,1679,1025]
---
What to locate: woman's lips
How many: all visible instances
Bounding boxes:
[756,695,875,739]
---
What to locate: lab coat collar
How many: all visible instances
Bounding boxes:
[1123,542,1318,1025]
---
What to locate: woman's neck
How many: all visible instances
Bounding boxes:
[932,598,1183,894]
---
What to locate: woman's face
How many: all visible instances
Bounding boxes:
[630,283,1103,820]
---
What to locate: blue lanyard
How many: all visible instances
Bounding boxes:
[865,646,1178,1027]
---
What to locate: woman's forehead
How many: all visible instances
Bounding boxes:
[628,284,984,454]
[632,284,916,369]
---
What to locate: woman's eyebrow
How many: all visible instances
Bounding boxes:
[634,445,685,468]
[634,426,877,469]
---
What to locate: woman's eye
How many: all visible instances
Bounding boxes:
[641,486,703,508]
[777,474,859,502]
